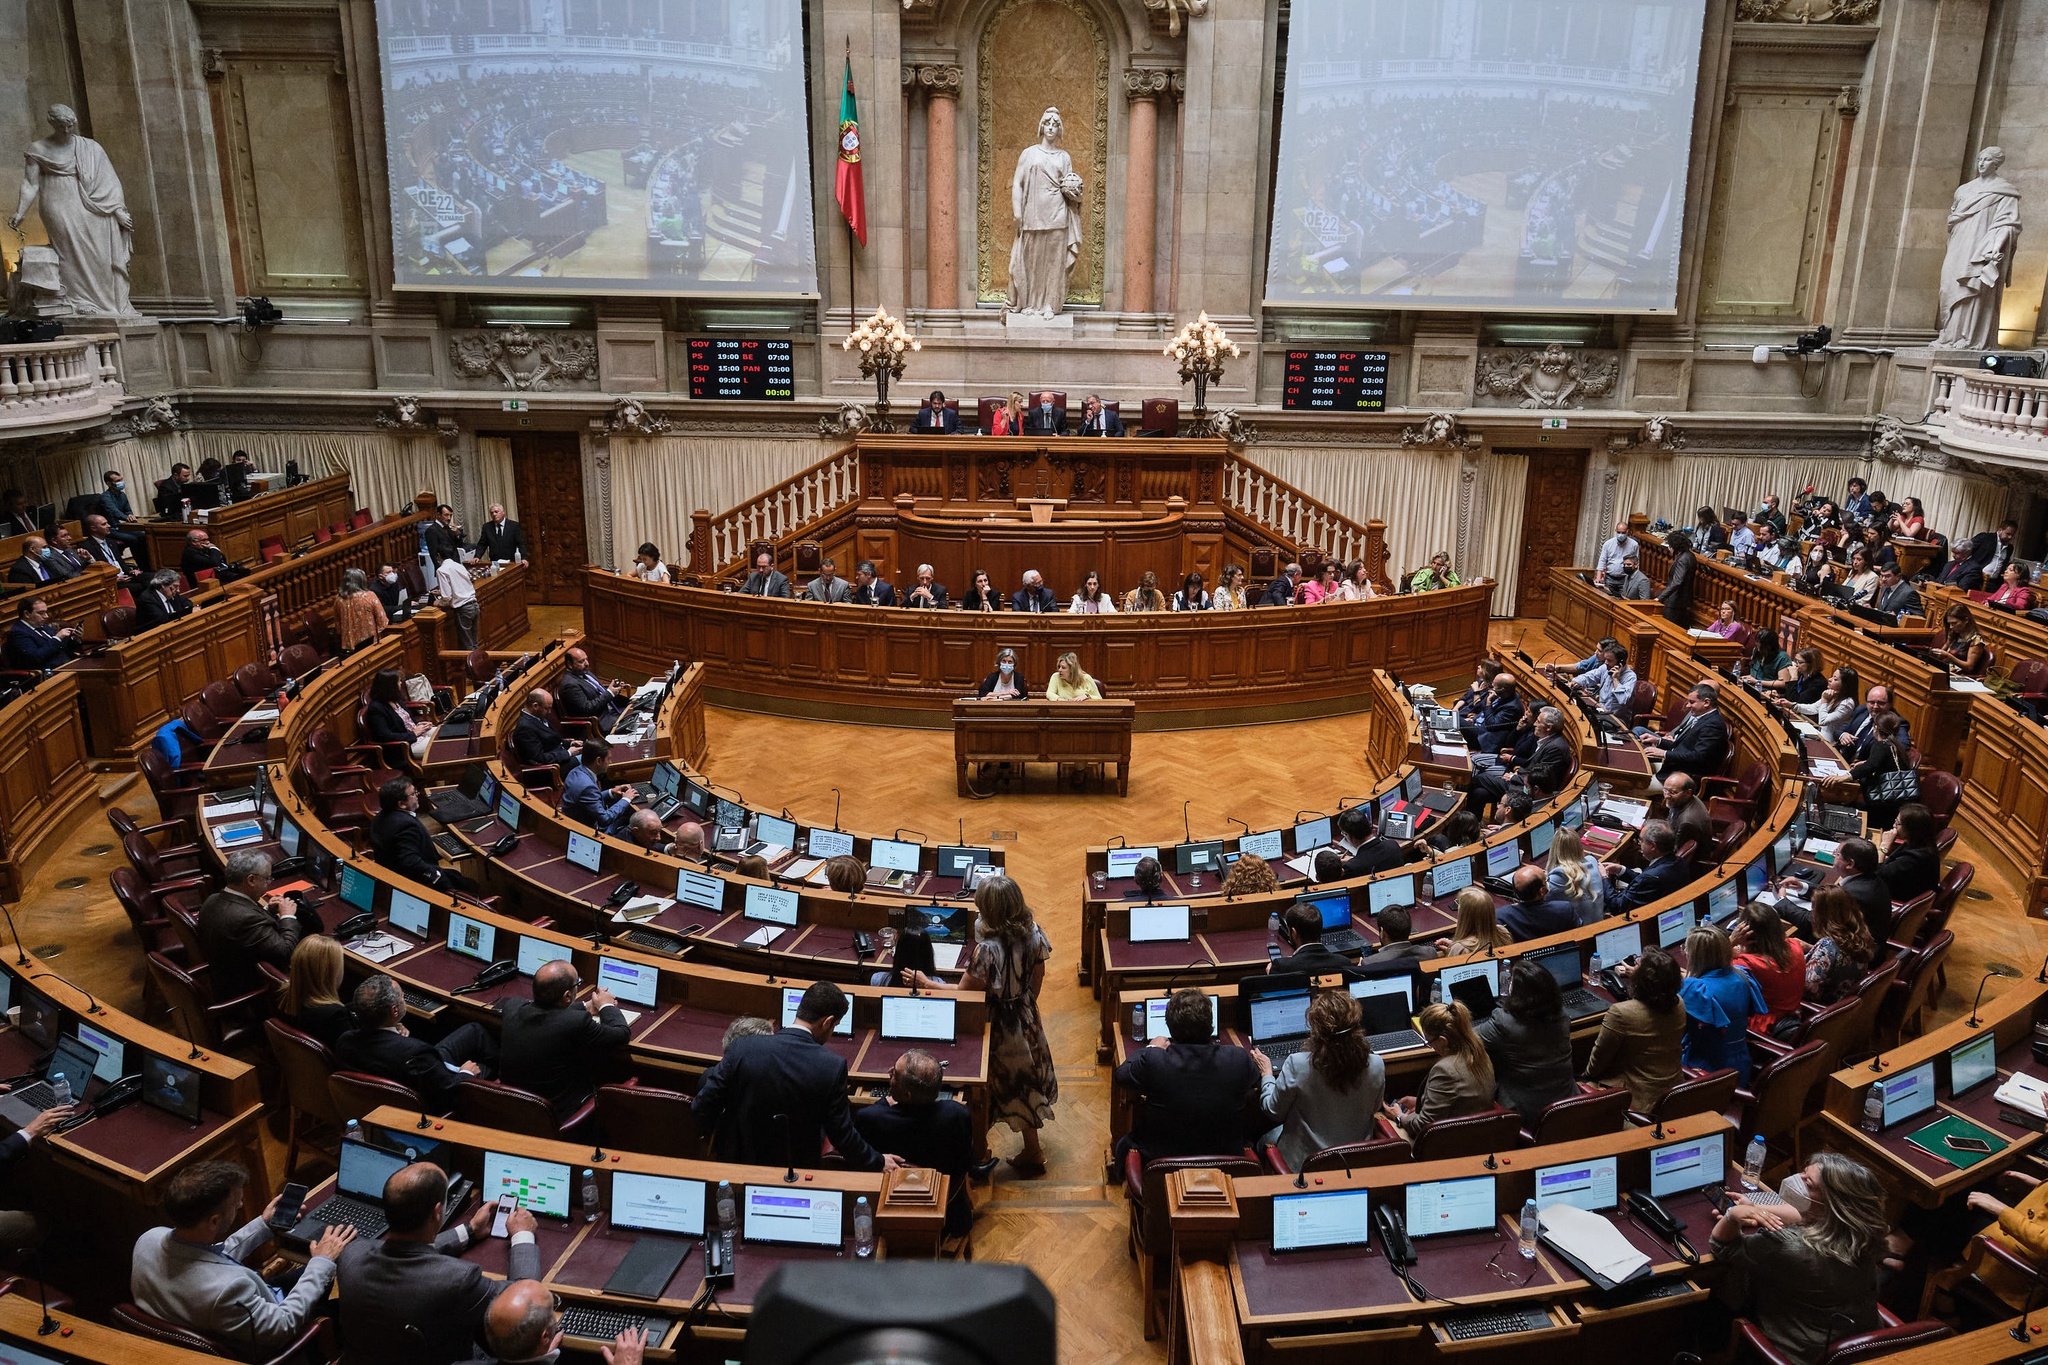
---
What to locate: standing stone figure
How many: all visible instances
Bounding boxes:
[8,104,133,317]
[1006,107,1083,319]
[1934,146,2021,350]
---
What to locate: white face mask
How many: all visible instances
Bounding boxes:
[383,572,398,585]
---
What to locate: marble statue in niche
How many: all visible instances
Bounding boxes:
[7,105,134,317]
[1006,107,1083,319]
[1934,146,2022,350]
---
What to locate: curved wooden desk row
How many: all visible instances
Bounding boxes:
[136,471,357,572]
[583,570,1493,729]
[0,672,97,903]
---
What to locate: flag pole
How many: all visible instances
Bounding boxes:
[845,37,855,330]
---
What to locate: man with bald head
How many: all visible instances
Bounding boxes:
[498,957,630,1117]
[672,821,706,863]
[625,808,671,855]
[511,688,579,771]
[855,1050,976,1236]
[471,1282,645,1365]
[556,646,628,731]
[336,1161,537,1365]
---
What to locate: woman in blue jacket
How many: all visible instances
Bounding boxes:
[1679,923,1765,1084]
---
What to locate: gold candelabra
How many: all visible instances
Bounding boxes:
[1165,311,1240,420]
[843,306,921,432]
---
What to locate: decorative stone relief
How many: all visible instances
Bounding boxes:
[1734,0,1879,22]
[1144,0,1209,36]
[586,421,616,572]
[1608,415,1689,453]
[1476,343,1619,409]
[1870,415,1949,468]
[818,403,873,438]
[1400,413,1480,450]
[376,394,433,430]
[1201,409,1257,448]
[118,396,182,436]
[607,398,671,436]
[447,325,598,391]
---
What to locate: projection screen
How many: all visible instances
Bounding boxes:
[375,0,815,295]
[1266,0,1707,312]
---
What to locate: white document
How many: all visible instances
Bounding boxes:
[1598,799,1651,829]
[1950,677,1993,694]
[1996,1073,2048,1118]
[615,1007,643,1026]
[742,925,786,949]
[347,933,409,964]
[931,943,964,973]
[240,708,281,723]
[1283,853,1322,879]
[1429,744,1468,758]
[783,857,825,882]
[1792,722,1822,738]
[613,895,672,923]
[205,798,258,817]
[1810,761,1848,779]
[1538,1202,1650,1282]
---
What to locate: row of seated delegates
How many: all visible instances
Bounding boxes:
[150,450,262,517]
[972,648,1105,701]
[1,474,154,569]
[933,389,1128,437]
[130,1156,650,1365]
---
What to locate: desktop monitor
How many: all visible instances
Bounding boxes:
[565,832,603,875]
[1143,993,1220,1040]
[1350,975,1412,1010]
[1238,830,1284,861]
[1128,904,1191,944]
[880,995,957,1041]
[743,1185,843,1247]
[799,827,849,859]
[0,970,13,1017]
[1879,1062,1937,1129]
[712,798,747,829]
[1770,829,1796,875]
[1368,876,1417,913]
[339,863,376,912]
[1429,856,1473,900]
[1741,859,1769,902]
[1528,820,1555,860]
[445,914,497,963]
[869,838,922,874]
[937,845,994,879]
[675,868,725,911]
[1175,841,1224,875]
[1649,1133,1724,1197]
[598,958,660,1010]
[1292,817,1333,854]
[1595,922,1641,966]
[1534,1155,1619,1213]
[1705,882,1739,926]
[1656,905,1694,949]
[1105,846,1160,879]
[752,815,797,851]
[16,988,57,1049]
[742,885,799,927]
[650,762,681,799]
[781,986,854,1036]
[679,779,712,816]
[516,935,567,978]
[1789,805,1808,851]
[388,888,432,938]
[1484,842,1519,879]
[74,1020,125,1085]
[142,1052,202,1122]
[479,774,500,813]
[279,818,304,860]
[1272,1189,1374,1251]
[1950,1032,1999,1097]
[1559,797,1587,831]
[483,1151,573,1218]
[495,790,521,831]
[1404,1176,1496,1237]
[1402,770,1423,801]
[610,1171,705,1237]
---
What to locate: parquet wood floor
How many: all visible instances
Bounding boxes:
[19,610,2040,1365]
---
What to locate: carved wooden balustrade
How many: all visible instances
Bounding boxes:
[688,445,860,573]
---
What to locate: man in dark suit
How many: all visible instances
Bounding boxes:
[93,469,151,567]
[372,564,407,618]
[741,549,793,598]
[1333,805,1406,879]
[511,689,579,771]
[154,464,195,519]
[1835,838,1895,943]
[1466,704,1571,812]
[0,490,36,538]
[1661,772,1715,855]
[1463,674,1524,751]
[80,514,140,585]
[850,560,896,607]
[1868,564,1923,619]
[1603,822,1694,914]
[902,563,948,609]
[1355,904,1438,977]
[135,570,194,632]
[1022,390,1064,435]
[1264,899,1367,981]
[691,981,899,1170]
[1010,569,1058,613]
[1837,687,1910,763]
[181,528,247,583]
[40,528,85,581]
[1076,394,1124,436]
[498,960,630,1117]
[555,647,627,731]
[911,390,960,434]
[1112,987,1259,1164]
[7,536,54,585]
[1659,529,1697,623]
[336,975,496,1113]
[854,1050,977,1236]
[335,1161,534,1365]
[473,504,526,562]
[197,851,322,1002]
[1644,683,1729,781]
[423,505,464,569]
[1499,865,1579,942]
[3,597,80,671]
[371,778,476,893]
[1258,564,1301,606]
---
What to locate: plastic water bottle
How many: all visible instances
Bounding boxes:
[344,1119,360,1145]
[852,1196,874,1259]
[716,1180,737,1237]
[1430,976,1443,1007]
[1861,1086,1885,1134]
[1518,1199,1538,1260]
[1741,1136,1767,1190]
[1589,949,1604,980]
[580,1168,600,1223]
[1267,910,1281,941]
[50,1076,69,1107]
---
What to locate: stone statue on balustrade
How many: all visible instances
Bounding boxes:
[1934,146,2021,351]
[1006,107,1083,321]
[7,105,133,318]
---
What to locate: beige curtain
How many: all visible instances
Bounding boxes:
[609,435,835,570]
[475,437,518,519]
[1478,451,1528,615]
[1243,446,1466,582]
[1614,453,2009,543]
[311,433,447,519]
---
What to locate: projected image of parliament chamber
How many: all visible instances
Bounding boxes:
[376,0,815,292]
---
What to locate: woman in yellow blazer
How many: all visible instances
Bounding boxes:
[1046,651,1101,700]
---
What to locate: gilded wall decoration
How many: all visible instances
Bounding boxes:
[976,0,1110,307]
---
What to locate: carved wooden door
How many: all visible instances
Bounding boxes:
[1512,450,1588,619]
[506,432,589,606]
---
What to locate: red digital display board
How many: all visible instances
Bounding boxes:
[1281,350,1390,411]
[687,338,795,401]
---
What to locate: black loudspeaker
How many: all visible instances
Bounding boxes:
[1981,354,2043,378]
[746,1263,1054,1365]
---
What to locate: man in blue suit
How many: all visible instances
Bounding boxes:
[1499,865,1579,942]
[1463,674,1524,752]
[1604,822,1694,913]
[1836,686,1910,762]
[693,981,902,1171]
[94,469,152,568]
[1643,683,1730,781]
[560,737,634,836]
[912,390,960,434]
[3,597,79,671]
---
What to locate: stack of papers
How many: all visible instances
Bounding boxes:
[784,857,825,882]
[241,708,281,723]
[1810,760,1848,779]
[346,933,410,963]
[1996,1073,2048,1119]
[613,895,672,923]
[931,943,964,973]
[1429,744,1468,758]
[1951,677,1993,694]
[1597,798,1651,829]
[741,925,786,949]
[205,798,258,817]
[1283,853,1323,878]
[1538,1203,1649,1284]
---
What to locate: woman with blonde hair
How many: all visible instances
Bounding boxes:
[988,390,1026,436]
[279,934,350,1048]
[1681,923,1763,1083]
[1385,1000,1494,1142]
[1546,826,1607,924]
[1254,989,1384,1171]
[1711,1151,1887,1362]
[335,566,388,652]
[958,875,1057,1172]
[1046,652,1101,701]
[1221,852,1278,897]
[1434,885,1511,957]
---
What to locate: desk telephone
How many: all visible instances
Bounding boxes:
[455,960,519,994]
[1374,1205,1416,1266]
[333,912,378,940]
[52,1072,144,1132]
[1626,1189,1698,1262]
[604,880,640,908]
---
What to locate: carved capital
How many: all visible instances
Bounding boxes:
[202,49,227,81]
[1736,0,1880,21]
[607,398,672,436]
[1835,85,1861,117]
[1143,0,1209,37]
[1124,67,1178,103]
[903,63,962,99]
[1610,415,1688,454]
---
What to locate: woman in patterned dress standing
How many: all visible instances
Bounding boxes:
[958,875,1058,1173]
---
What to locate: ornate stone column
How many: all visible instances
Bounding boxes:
[906,64,962,312]
[1122,68,1175,316]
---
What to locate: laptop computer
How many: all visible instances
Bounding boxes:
[1302,892,1365,954]
[1350,981,1425,1052]
[1529,944,1607,1023]
[289,1139,411,1241]
[1243,982,1313,1064]
[0,1035,101,1128]
[432,766,496,824]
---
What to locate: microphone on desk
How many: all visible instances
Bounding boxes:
[32,1248,57,1337]
[28,971,101,1016]
[1106,834,1127,850]
[1968,964,2021,1028]
[2012,1278,2047,1343]
[775,1111,799,1184]
[165,1004,204,1061]
[1183,801,1191,844]
[893,827,928,843]
[829,788,842,831]
[1223,817,1249,838]
[1,903,27,967]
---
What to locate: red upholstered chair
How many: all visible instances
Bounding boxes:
[1734,1309,1948,1365]
[113,1301,340,1365]
[793,540,822,575]
[1877,930,1953,1048]
[109,806,201,863]
[352,509,374,531]
[297,614,338,659]
[278,643,321,681]
[1730,1040,1831,1175]
[1124,1153,1260,1339]
[466,648,498,685]
[1294,1138,1411,1174]
[1886,892,1937,954]
[259,536,287,563]
[201,679,249,722]
[1139,398,1179,435]
[1919,770,1963,830]
[180,697,229,745]
[1520,1086,1630,1146]
[147,952,264,1053]
[235,661,280,699]
[99,605,137,639]
[976,397,1007,433]
[452,1075,595,1140]
[1403,1107,1524,1162]
[1628,1068,1741,1127]
[312,524,333,544]
[121,829,210,892]
[594,1084,705,1159]
[266,1018,345,1179]
[1703,760,1772,825]
[328,1070,422,1123]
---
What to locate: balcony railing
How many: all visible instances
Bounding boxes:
[1927,364,2048,468]
[0,334,123,437]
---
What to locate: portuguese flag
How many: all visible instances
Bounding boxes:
[835,50,867,247]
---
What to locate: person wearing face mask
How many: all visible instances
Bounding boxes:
[976,648,1030,699]
[7,536,55,585]
[95,469,152,569]
[371,563,408,618]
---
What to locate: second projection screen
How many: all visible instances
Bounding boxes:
[1266,0,1706,311]
[376,0,815,294]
